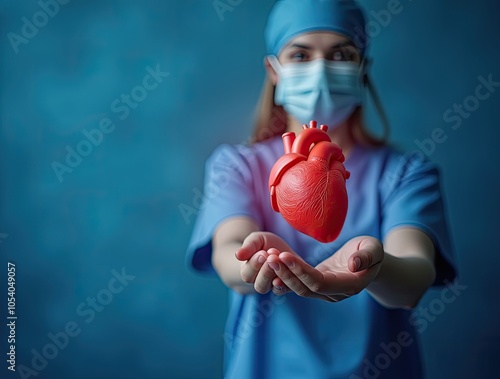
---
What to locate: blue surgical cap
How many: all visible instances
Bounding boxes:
[265,0,367,56]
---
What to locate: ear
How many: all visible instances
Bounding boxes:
[264,56,278,86]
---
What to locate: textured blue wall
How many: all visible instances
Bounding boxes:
[0,1,499,378]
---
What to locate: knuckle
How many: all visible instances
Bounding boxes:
[248,231,258,238]
[247,232,261,245]
[364,253,373,267]
[296,287,310,297]
[279,271,292,282]
[309,282,322,293]
[296,271,309,282]
[263,271,276,281]
[250,259,261,271]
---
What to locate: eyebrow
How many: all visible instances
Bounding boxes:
[288,41,356,50]
[331,41,356,49]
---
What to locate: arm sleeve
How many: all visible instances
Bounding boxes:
[185,144,262,274]
[380,152,457,286]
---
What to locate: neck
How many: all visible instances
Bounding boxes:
[286,117,355,158]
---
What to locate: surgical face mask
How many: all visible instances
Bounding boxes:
[268,56,364,128]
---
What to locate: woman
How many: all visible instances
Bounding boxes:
[187,0,456,378]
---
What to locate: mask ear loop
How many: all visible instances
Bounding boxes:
[361,57,390,142]
[266,55,283,76]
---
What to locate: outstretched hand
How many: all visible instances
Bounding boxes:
[268,236,384,302]
[235,232,296,294]
[235,233,384,301]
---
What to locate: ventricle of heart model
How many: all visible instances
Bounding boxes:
[269,120,350,243]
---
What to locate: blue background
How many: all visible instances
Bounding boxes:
[1,1,499,378]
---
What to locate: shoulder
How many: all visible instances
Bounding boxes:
[349,143,442,193]
[363,145,445,208]
[351,143,428,170]
[381,147,441,188]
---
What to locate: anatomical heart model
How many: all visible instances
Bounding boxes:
[269,121,350,243]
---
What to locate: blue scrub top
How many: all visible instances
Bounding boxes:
[186,136,456,379]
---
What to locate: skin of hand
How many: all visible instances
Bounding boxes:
[235,232,297,294]
[234,228,435,308]
[235,233,384,301]
[265,236,384,302]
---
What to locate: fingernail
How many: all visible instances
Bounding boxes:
[268,261,280,271]
[281,258,294,268]
[257,255,266,264]
[274,286,283,292]
[354,257,361,271]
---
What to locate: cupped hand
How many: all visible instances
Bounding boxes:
[235,232,295,294]
[269,236,384,302]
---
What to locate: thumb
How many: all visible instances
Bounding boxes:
[349,248,383,273]
[235,233,265,261]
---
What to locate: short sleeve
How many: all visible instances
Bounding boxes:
[380,152,457,286]
[185,144,262,274]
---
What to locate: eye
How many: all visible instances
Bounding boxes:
[332,51,345,61]
[330,47,360,62]
[289,51,308,62]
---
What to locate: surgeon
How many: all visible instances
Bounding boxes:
[187,0,456,378]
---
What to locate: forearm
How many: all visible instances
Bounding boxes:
[366,252,436,309]
[212,216,262,294]
[212,242,256,295]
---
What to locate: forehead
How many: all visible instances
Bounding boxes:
[282,31,351,50]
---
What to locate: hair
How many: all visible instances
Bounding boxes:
[250,76,389,146]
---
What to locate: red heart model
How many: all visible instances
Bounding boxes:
[269,121,350,243]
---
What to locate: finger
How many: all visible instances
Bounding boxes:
[282,250,361,296]
[358,236,383,254]
[254,259,278,294]
[236,233,265,261]
[335,235,379,259]
[270,256,329,301]
[267,249,288,294]
[267,249,290,295]
[349,247,383,273]
[240,250,268,284]
[278,252,326,293]
[267,247,280,256]
[271,277,290,295]
[272,272,334,302]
